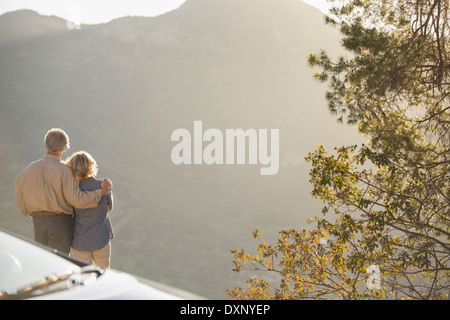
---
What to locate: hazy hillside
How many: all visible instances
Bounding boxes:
[0,0,363,298]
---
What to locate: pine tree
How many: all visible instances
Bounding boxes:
[227,0,449,300]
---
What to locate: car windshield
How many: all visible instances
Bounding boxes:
[0,231,81,297]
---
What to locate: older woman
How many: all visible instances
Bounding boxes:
[65,151,114,268]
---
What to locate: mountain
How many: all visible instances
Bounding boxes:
[0,9,67,42]
[0,0,362,298]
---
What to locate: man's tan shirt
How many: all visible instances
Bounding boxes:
[15,154,102,217]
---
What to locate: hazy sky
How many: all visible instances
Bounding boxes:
[0,0,332,24]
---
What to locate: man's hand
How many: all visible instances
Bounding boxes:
[101,178,113,196]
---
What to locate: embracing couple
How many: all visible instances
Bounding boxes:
[15,128,115,269]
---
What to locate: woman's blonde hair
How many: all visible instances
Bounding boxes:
[64,151,98,181]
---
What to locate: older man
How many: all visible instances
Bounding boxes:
[15,128,112,254]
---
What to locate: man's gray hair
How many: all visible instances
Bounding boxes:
[44,128,70,153]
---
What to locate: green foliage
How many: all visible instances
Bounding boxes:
[227,0,450,300]
[228,144,450,299]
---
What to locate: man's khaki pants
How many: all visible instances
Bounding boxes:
[71,242,111,269]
